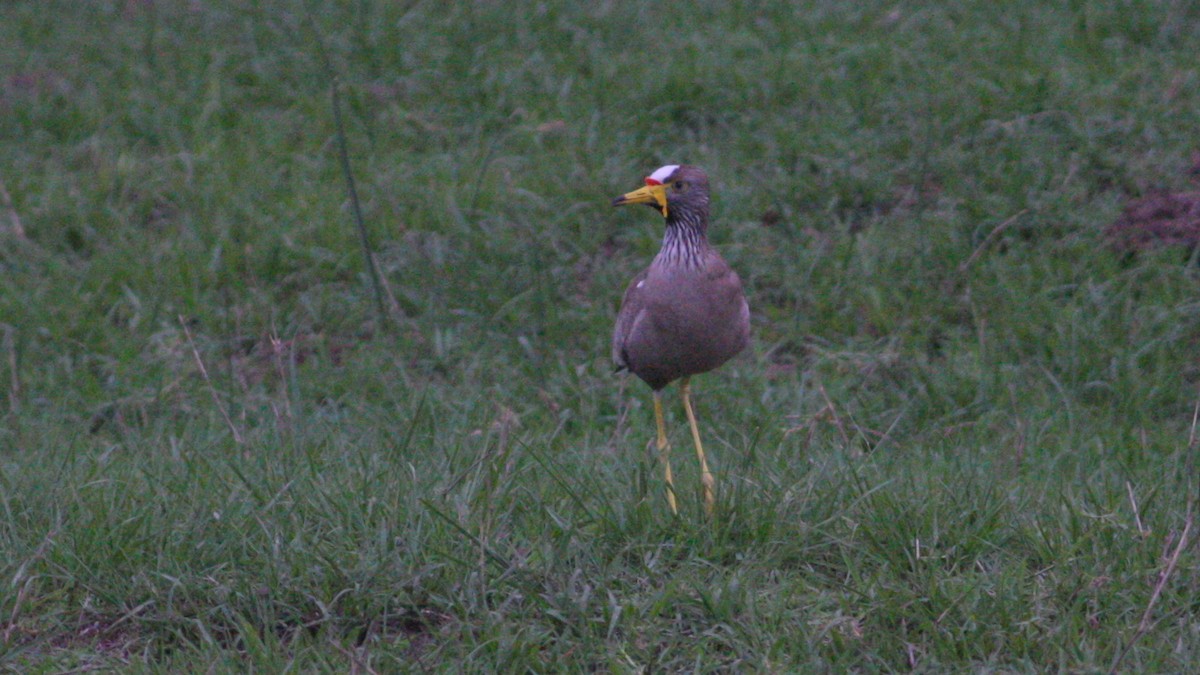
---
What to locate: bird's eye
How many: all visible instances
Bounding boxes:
[674,181,685,190]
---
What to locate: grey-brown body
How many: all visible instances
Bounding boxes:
[613,250,749,391]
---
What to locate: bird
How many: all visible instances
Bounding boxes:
[610,164,750,515]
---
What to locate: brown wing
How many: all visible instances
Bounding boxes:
[612,268,650,372]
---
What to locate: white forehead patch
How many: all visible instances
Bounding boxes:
[647,164,680,184]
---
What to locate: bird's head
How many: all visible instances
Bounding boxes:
[612,165,709,221]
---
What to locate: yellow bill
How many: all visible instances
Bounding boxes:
[612,182,669,218]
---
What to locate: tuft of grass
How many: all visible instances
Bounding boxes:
[3,0,1200,670]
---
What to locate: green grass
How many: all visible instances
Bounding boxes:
[3,0,1200,671]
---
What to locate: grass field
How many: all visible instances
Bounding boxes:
[3,0,1200,671]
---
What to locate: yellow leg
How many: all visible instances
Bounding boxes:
[653,391,678,515]
[680,377,715,515]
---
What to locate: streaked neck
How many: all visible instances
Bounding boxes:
[656,211,708,269]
